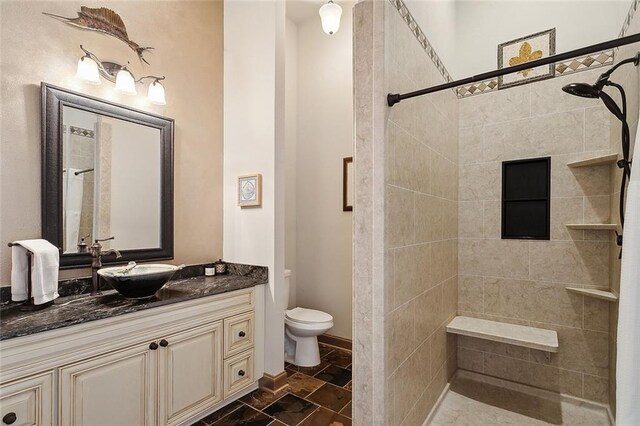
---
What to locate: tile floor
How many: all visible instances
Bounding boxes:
[429,370,611,426]
[194,344,352,426]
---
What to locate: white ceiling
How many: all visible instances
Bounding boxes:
[286,0,326,25]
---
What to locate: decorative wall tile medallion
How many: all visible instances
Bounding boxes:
[387,0,453,83]
[498,28,556,89]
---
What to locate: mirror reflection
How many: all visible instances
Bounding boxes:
[62,106,162,253]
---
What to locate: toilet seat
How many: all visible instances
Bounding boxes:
[286,307,333,324]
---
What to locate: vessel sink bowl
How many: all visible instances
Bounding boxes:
[98,264,184,299]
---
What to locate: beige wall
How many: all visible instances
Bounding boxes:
[0,0,223,284]
[457,68,613,403]
[289,3,354,340]
[384,2,459,424]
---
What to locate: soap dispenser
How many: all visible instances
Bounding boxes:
[77,234,90,253]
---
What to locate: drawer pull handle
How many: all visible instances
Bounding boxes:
[238,370,246,377]
[238,331,246,337]
[159,339,169,347]
[3,412,17,424]
[149,342,159,350]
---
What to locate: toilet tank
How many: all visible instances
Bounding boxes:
[284,269,292,309]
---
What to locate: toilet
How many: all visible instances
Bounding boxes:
[284,270,334,367]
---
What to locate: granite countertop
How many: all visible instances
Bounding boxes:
[0,263,267,341]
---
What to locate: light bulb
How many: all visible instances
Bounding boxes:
[147,80,166,105]
[76,56,101,84]
[319,1,342,35]
[115,68,137,95]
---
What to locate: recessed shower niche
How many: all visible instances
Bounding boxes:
[501,157,551,240]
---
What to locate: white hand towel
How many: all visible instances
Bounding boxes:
[11,239,60,305]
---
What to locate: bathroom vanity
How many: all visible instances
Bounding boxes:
[0,271,265,426]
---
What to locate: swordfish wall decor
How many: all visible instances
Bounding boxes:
[43,6,154,64]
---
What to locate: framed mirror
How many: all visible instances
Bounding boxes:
[41,83,174,268]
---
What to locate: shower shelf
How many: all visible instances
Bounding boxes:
[566,153,618,168]
[446,316,558,353]
[565,224,619,230]
[565,287,618,302]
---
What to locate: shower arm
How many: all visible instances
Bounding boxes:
[599,54,640,85]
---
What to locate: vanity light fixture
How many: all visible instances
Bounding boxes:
[147,78,167,105]
[75,45,166,104]
[115,67,137,95]
[319,0,342,35]
[76,54,101,84]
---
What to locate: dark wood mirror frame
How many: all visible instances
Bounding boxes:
[41,83,174,269]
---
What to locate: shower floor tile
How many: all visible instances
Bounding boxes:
[429,371,611,426]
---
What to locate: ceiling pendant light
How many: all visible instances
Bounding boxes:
[319,0,342,35]
[76,54,101,84]
[147,79,166,105]
[115,67,137,95]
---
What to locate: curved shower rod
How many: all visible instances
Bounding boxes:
[387,32,640,107]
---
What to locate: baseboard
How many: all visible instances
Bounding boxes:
[423,376,453,425]
[606,406,615,425]
[318,333,352,350]
[258,371,289,395]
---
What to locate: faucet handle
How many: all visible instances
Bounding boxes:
[95,236,115,243]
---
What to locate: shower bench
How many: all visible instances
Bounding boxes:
[446,316,558,355]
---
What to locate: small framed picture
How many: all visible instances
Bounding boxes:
[498,28,556,89]
[238,174,262,208]
[343,157,353,212]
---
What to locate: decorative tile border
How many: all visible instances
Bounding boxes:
[619,0,640,37]
[457,49,615,98]
[555,50,614,76]
[70,126,95,138]
[387,0,453,83]
[457,79,499,98]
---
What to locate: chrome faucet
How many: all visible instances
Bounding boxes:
[90,236,122,295]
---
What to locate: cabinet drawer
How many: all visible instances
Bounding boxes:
[223,350,254,399]
[0,372,53,426]
[223,312,254,358]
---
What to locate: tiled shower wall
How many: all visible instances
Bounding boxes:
[608,21,640,415]
[457,68,614,403]
[384,2,459,424]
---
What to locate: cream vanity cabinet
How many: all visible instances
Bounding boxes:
[0,372,54,426]
[0,287,257,426]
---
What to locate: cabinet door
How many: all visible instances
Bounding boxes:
[59,343,156,426]
[0,372,53,426]
[158,322,223,426]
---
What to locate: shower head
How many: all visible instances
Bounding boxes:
[562,74,624,122]
[561,82,601,98]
